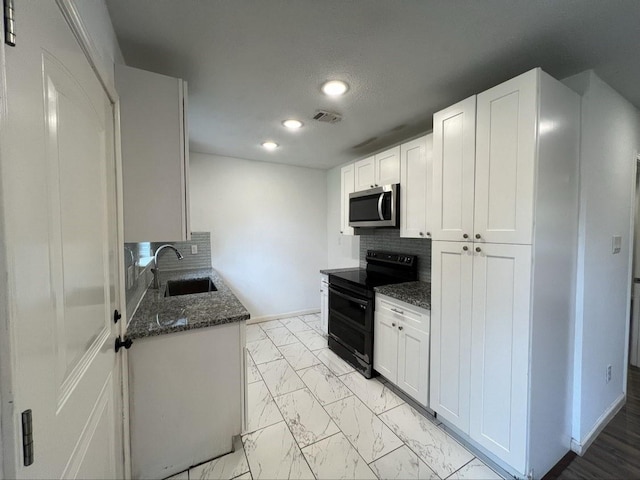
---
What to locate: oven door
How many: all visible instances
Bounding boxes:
[349,184,398,228]
[328,284,373,364]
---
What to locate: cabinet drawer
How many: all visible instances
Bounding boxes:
[376,295,430,334]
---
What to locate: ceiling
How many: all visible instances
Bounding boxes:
[106,0,640,170]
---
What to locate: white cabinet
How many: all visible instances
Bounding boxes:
[320,274,329,335]
[474,72,537,245]
[116,64,190,242]
[400,134,433,239]
[469,243,531,471]
[354,146,400,191]
[129,322,244,479]
[354,156,376,191]
[430,68,580,478]
[432,96,476,242]
[340,164,355,235]
[374,295,430,406]
[429,241,473,434]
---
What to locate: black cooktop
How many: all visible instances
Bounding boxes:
[329,268,407,289]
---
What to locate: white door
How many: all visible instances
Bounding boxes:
[340,164,355,235]
[469,243,531,472]
[430,241,473,434]
[400,135,430,239]
[354,156,376,191]
[373,312,398,381]
[375,146,400,186]
[2,2,122,478]
[474,69,538,245]
[397,323,429,406]
[432,96,476,242]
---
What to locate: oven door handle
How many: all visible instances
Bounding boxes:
[377,193,385,220]
[329,286,369,307]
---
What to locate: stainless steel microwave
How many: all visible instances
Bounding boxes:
[349,184,399,228]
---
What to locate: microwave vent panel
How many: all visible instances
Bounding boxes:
[312,110,342,124]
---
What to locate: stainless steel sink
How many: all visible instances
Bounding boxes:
[164,277,217,297]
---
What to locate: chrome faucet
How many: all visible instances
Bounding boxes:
[152,244,184,289]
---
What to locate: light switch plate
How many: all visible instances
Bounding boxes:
[612,235,622,254]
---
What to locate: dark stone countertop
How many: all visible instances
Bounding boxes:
[320,267,360,275]
[374,281,431,310]
[126,268,250,341]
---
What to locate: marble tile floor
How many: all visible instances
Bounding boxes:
[167,314,503,480]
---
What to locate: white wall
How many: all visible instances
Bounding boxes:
[189,153,328,320]
[326,164,360,268]
[563,71,640,449]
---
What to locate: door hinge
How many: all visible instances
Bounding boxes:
[113,309,122,324]
[3,0,16,47]
[115,336,133,352]
[21,409,33,466]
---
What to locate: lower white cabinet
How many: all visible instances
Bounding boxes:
[320,274,329,335]
[374,295,430,406]
[430,240,532,474]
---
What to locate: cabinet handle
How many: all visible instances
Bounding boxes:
[419,232,424,236]
[475,233,481,239]
[391,308,404,315]
[463,246,468,251]
[370,184,374,188]
[398,326,404,331]
[463,233,469,239]
[426,232,431,237]
[476,247,482,253]
[392,323,396,327]
[340,231,343,234]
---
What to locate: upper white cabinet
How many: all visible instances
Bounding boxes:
[116,64,190,243]
[354,146,400,191]
[400,135,433,239]
[374,295,430,406]
[430,68,581,478]
[340,164,355,235]
[474,72,537,244]
[431,96,476,242]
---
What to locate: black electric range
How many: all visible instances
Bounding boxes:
[327,250,417,378]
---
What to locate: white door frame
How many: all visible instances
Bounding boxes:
[0,1,130,477]
[627,154,640,375]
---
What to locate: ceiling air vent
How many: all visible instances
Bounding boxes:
[312,110,342,124]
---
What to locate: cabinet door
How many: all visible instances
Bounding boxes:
[375,146,401,186]
[400,136,430,239]
[475,69,537,245]
[320,279,329,335]
[354,156,376,191]
[430,241,473,433]
[340,164,355,235]
[397,322,430,406]
[117,64,190,242]
[432,96,476,242]
[469,243,531,472]
[373,311,398,382]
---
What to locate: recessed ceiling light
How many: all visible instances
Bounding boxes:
[261,141,279,151]
[321,80,349,97]
[282,119,303,129]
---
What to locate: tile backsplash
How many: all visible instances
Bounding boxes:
[124,232,212,319]
[357,229,431,282]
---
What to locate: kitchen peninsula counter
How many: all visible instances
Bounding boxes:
[126,267,250,340]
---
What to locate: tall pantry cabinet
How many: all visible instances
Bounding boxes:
[430,68,580,478]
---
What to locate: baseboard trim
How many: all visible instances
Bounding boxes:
[571,393,625,455]
[247,309,320,325]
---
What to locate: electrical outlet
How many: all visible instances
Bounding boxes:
[606,365,612,383]
[191,244,198,255]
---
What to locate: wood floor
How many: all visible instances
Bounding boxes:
[551,365,640,479]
